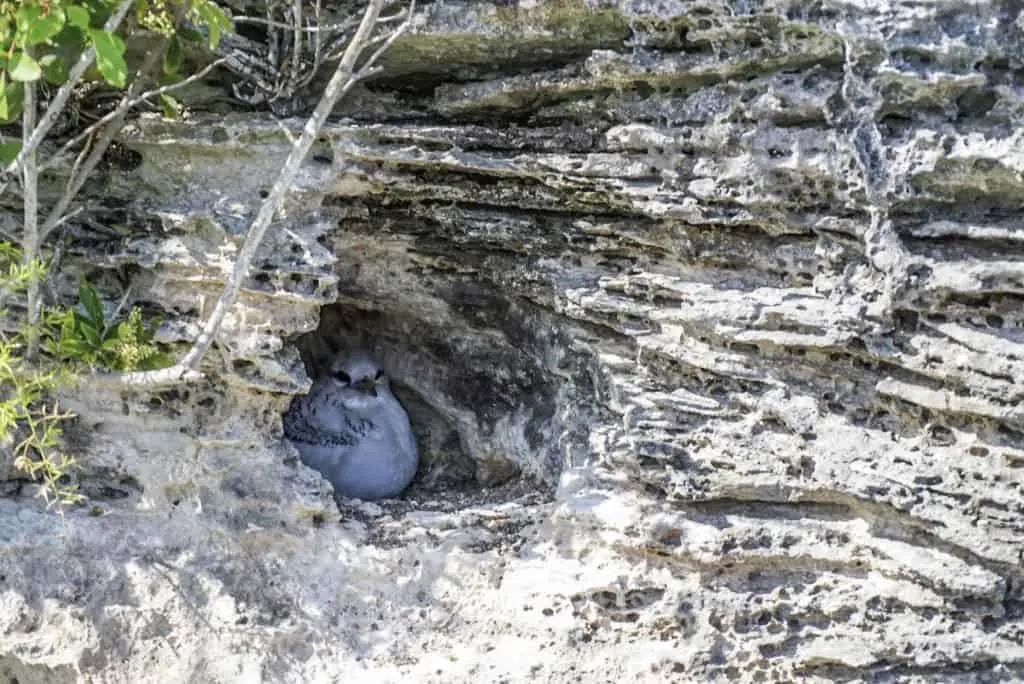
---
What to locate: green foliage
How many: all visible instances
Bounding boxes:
[136,0,230,47]
[49,281,171,371]
[0,242,81,507]
[88,27,127,86]
[0,0,233,508]
[0,0,233,125]
[0,240,45,294]
[0,244,172,506]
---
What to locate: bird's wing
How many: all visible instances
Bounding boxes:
[380,390,417,457]
[283,392,376,448]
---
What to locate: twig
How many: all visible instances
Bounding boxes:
[273,118,299,145]
[267,2,280,84]
[149,559,220,633]
[287,0,303,102]
[100,284,135,341]
[65,130,95,195]
[119,0,413,387]
[377,10,411,23]
[0,0,134,199]
[41,57,228,177]
[300,0,326,91]
[173,0,391,370]
[353,0,415,80]
[93,365,205,388]
[39,37,170,243]
[232,15,357,34]
[41,206,82,236]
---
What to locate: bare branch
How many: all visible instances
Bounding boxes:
[121,0,408,387]
[232,15,357,34]
[0,0,134,199]
[287,0,303,100]
[273,117,300,145]
[41,58,228,177]
[102,284,135,341]
[44,207,83,236]
[66,131,95,198]
[377,10,411,23]
[91,364,205,388]
[299,0,326,92]
[354,0,415,81]
[40,39,170,241]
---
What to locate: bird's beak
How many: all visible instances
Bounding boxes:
[353,377,378,396]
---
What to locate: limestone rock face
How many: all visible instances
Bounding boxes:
[3,1,1024,682]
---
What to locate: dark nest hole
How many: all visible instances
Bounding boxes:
[287,299,585,511]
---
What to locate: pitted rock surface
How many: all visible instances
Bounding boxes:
[2,1,1023,682]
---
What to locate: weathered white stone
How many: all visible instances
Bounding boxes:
[2,0,1024,682]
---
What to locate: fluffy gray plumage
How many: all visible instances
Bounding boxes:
[283,351,418,500]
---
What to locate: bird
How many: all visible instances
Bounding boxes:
[283,350,418,500]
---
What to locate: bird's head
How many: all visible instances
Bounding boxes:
[326,351,391,410]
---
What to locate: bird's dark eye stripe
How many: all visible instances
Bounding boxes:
[334,370,351,383]
[375,369,385,380]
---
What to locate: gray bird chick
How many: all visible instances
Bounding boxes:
[283,351,418,500]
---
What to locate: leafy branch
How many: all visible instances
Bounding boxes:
[0,242,81,506]
[0,0,231,503]
[0,0,417,502]
[48,282,170,371]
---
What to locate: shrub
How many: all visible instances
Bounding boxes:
[50,281,171,371]
[0,241,81,506]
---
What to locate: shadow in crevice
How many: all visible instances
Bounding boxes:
[288,300,572,509]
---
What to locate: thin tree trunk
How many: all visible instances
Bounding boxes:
[22,56,39,362]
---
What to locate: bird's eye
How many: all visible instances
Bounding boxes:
[374,369,385,380]
[334,370,351,383]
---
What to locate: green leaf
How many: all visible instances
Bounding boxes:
[144,316,163,338]
[88,29,126,87]
[141,351,173,370]
[58,313,79,341]
[58,336,86,356]
[0,80,23,123]
[15,4,41,38]
[0,140,20,164]
[177,26,205,43]
[25,8,65,45]
[163,36,181,75]
[39,54,68,85]
[8,52,41,82]
[78,282,104,329]
[77,320,101,347]
[195,1,232,49]
[158,93,181,119]
[66,5,91,31]
[103,320,127,344]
